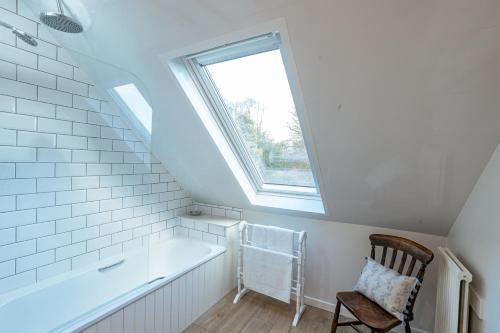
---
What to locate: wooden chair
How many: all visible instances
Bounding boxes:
[330,234,434,333]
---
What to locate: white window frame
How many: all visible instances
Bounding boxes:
[184,33,320,199]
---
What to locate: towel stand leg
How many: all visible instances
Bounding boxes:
[292,304,306,326]
[233,222,248,304]
[233,287,249,304]
[292,231,307,326]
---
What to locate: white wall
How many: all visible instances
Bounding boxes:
[448,143,500,333]
[243,209,446,332]
[23,0,500,236]
[0,0,192,294]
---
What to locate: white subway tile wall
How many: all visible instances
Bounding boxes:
[192,202,243,221]
[0,1,192,294]
[174,202,243,247]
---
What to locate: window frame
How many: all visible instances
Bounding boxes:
[184,33,320,198]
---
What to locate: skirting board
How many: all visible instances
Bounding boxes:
[292,293,430,333]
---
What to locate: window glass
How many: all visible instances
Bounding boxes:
[113,83,152,133]
[206,50,315,188]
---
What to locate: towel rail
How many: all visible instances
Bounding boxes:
[233,221,307,327]
[241,244,300,259]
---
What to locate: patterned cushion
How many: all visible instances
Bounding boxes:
[353,257,419,319]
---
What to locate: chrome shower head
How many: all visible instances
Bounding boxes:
[0,20,37,47]
[12,28,38,46]
[40,0,83,33]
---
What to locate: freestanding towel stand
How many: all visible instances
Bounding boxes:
[233,221,307,327]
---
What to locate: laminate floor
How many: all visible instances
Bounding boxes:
[184,290,368,333]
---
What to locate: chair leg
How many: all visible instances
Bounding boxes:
[330,302,341,333]
[404,321,412,333]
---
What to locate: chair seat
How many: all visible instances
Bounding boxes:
[336,291,401,331]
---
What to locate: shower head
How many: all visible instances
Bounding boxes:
[12,28,38,47]
[0,20,37,47]
[40,0,83,33]
[40,12,83,33]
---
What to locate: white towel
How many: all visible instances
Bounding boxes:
[250,224,294,255]
[243,245,293,303]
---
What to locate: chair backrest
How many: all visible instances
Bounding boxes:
[369,234,434,322]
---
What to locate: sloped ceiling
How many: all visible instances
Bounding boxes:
[26,0,500,235]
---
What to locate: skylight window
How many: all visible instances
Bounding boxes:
[185,33,321,199]
[111,83,152,134]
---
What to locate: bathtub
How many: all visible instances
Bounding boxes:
[0,238,227,333]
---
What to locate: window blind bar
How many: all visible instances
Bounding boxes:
[189,32,281,66]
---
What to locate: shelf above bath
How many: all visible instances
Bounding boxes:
[179,214,241,228]
[177,213,242,246]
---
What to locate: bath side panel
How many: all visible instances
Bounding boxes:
[80,252,230,333]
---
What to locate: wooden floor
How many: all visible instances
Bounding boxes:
[184,290,366,333]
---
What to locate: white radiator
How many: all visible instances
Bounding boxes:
[434,247,472,333]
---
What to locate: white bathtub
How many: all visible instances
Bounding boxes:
[0,238,226,333]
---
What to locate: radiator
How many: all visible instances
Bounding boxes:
[434,247,472,333]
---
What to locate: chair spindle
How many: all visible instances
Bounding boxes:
[389,249,397,269]
[405,257,416,276]
[380,246,388,266]
[397,252,407,274]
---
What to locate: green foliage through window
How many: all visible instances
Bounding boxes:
[206,49,315,188]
